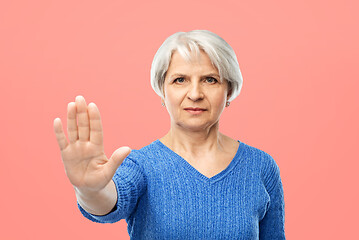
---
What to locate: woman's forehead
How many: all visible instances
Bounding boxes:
[167,50,218,74]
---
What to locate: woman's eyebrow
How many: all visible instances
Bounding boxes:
[204,73,220,78]
[170,73,186,78]
[170,73,220,78]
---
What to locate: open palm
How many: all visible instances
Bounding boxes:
[53,96,131,193]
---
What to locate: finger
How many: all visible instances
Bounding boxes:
[53,118,69,151]
[75,95,90,142]
[106,147,132,178]
[88,102,103,146]
[67,102,78,143]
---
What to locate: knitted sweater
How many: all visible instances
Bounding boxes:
[78,140,286,239]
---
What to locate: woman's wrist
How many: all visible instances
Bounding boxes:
[75,180,117,215]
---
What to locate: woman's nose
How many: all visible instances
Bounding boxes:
[187,83,204,101]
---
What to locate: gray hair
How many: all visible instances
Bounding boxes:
[150,30,243,102]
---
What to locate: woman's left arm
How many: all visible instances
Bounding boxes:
[259,155,286,240]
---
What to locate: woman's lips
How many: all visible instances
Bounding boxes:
[184,108,206,114]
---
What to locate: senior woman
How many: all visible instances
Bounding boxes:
[53,30,286,239]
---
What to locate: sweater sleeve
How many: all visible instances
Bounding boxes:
[77,151,147,223]
[259,154,286,239]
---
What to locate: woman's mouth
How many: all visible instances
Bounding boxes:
[184,108,206,115]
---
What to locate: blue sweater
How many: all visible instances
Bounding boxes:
[78,140,286,239]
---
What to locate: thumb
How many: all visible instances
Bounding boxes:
[106,146,132,176]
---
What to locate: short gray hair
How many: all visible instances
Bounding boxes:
[150,30,243,102]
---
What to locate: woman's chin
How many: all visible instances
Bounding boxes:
[175,121,216,132]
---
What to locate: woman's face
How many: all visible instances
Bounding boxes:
[163,49,230,132]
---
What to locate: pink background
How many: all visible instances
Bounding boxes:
[1,0,358,239]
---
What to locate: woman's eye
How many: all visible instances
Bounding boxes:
[174,77,185,83]
[206,77,218,83]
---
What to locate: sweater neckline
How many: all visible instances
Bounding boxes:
[153,139,246,183]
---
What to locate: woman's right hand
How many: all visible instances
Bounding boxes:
[53,95,131,194]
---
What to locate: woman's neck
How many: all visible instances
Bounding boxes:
[160,122,227,158]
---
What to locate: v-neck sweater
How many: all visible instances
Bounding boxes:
[78,139,286,239]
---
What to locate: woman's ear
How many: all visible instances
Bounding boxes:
[161,79,166,98]
[227,81,232,98]
[227,89,232,98]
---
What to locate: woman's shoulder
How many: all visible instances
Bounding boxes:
[125,139,164,163]
[241,141,275,161]
[222,134,273,164]
[241,141,281,191]
[240,141,280,173]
